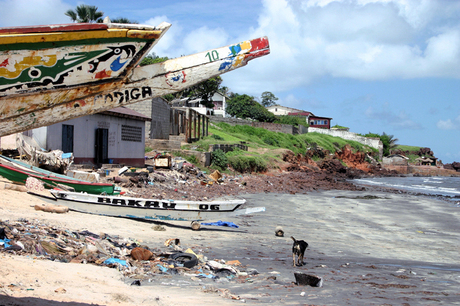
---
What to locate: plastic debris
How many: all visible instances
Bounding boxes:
[103,258,128,267]
[201,220,239,228]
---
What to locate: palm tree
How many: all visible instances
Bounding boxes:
[65,5,104,23]
[381,132,399,156]
[110,17,138,24]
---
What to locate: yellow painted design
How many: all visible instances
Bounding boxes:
[0,29,158,45]
[0,55,57,78]
[232,41,252,67]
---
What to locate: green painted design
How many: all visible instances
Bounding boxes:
[0,49,106,86]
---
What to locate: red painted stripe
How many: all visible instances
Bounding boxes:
[0,23,108,34]
[249,37,270,52]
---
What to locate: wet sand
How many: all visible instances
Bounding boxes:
[1,185,460,305]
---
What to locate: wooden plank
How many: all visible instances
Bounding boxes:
[0,23,108,34]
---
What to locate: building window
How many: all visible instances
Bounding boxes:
[121,125,142,142]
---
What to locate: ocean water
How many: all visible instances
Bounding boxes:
[353,176,460,200]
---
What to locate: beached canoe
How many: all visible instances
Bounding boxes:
[0,163,116,194]
[0,21,269,137]
[41,189,265,223]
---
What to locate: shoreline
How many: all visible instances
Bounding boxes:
[1,177,459,305]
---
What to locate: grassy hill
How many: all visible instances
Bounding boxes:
[179,122,378,173]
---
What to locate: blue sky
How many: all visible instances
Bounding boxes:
[1,0,459,163]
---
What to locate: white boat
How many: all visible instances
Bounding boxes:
[38,189,265,226]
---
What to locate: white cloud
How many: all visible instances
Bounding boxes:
[223,0,460,94]
[365,103,422,130]
[437,115,460,130]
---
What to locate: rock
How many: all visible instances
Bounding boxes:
[275,226,284,237]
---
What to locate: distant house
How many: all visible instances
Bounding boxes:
[211,92,229,117]
[24,107,150,167]
[266,105,303,116]
[266,105,332,129]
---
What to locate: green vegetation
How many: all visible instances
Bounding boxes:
[260,91,278,107]
[140,53,169,66]
[226,94,276,122]
[228,155,267,173]
[65,4,104,23]
[331,124,348,129]
[211,149,229,171]
[362,132,398,156]
[181,122,376,173]
[396,145,421,152]
[145,146,153,153]
[274,115,309,127]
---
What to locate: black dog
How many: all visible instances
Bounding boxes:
[291,236,308,266]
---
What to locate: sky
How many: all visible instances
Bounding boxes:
[1,0,459,163]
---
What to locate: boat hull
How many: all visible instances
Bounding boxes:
[47,190,264,222]
[0,163,115,194]
[0,22,270,137]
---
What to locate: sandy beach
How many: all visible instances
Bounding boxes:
[1,178,459,305]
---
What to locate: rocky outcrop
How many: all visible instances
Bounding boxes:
[334,144,370,173]
[443,162,460,172]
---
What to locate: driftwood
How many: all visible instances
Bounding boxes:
[34,204,69,214]
[1,183,27,192]
[294,272,323,287]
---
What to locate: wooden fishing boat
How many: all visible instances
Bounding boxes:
[0,154,87,183]
[0,21,270,136]
[38,189,265,225]
[0,163,116,194]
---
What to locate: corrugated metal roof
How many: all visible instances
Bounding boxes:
[99,107,151,121]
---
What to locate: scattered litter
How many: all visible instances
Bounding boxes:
[164,238,180,247]
[294,272,323,287]
[275,226,284,237]
[201,220,239,228]
[0,219,262,289]
[152,225,166,231]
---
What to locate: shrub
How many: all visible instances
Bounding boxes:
[211,149,228,170]
[228,156,267,173]
[211,134,224,140]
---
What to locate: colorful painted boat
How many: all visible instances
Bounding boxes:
[0,154,87,183]
[44,189,265,223]
[0,21,270,136]
[0,163,116,194]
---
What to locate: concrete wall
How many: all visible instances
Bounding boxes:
[127,97,170,140]
[307,127,383,159]
[46,113,146,166]
[145,138,181,151]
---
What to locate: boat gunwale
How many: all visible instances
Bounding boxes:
[0,22,162,34]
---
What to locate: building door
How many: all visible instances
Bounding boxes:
[62,125,74,153]
[95,128,108,164]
